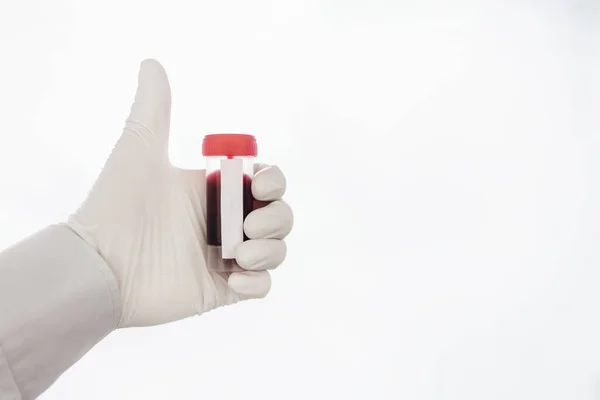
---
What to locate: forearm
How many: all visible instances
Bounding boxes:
[0,225,121,399]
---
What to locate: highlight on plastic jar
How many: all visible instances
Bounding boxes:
[202,133,257,273]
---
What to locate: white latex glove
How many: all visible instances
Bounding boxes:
[67,59,293,328]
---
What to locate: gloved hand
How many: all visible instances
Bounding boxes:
[67,59,293,328]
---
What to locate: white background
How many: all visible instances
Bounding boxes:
[1,0,599,399]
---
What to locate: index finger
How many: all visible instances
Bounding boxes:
[252,165,286,201]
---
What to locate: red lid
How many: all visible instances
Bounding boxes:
[202,134,257,157]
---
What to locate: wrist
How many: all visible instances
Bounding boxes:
[0,224,122,398]
[60,223,123,328]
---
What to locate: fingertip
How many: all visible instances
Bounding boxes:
[244,200,293,240]
[236,239,287,271]
[136,59,171,102]
[140,58,165,72]
[228,271,272,298]
[252,165,286,201]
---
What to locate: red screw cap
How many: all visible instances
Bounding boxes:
[202,134,257,157]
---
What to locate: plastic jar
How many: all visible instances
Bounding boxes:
[202,134,257,273]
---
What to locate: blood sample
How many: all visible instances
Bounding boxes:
[205,171,253,245]
[202,134,257,273]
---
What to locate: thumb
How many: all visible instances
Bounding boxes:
[124,59,172,150]
[70,60,173,224]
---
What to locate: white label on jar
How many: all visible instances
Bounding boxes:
[220,158,244,259]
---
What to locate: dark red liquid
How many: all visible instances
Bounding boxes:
[206,170,254,246]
